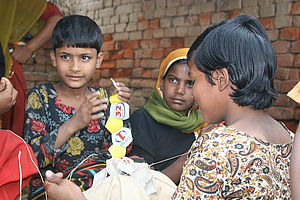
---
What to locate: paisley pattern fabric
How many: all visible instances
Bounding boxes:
[173,125,293,199]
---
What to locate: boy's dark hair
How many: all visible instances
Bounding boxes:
[52,15,102,53]
[162,59,188,79]
[194,15,277,109]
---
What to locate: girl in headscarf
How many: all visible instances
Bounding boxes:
[129,48,206,183]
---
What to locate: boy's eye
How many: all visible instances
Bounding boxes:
[81,56,91,61]
[187,80,195,87]
[61,55,70,60]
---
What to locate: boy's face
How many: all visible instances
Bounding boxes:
[50,46,103,89]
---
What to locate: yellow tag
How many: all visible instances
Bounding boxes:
[108,145,126,158]
[105,117,123,133]
[110,94,122,103]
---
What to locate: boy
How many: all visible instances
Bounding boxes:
[24,15,130,199]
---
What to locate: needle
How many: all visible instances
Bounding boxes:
[110,78,118,89]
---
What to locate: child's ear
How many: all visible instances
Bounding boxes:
[50,50,57,67]
[159,77,165,92]
[213,68,229,91]
[96,52,104,69]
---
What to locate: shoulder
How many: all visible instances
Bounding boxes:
[28,82,53,93]
[190,126,259,157]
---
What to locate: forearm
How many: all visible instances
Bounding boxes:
[55,118,81,149]
[26,15,62,52]
[161,154,187,185]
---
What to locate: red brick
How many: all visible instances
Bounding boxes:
[103,34,112,42]
[101,61,116,69]
[152,48,164,58]
[199,14,211,26]
[273,94,291,106]
[138,20,149,30]
[291,2,300,14]
[275,67,289,80]
[280,27,300,40]
[140,40,160,49]
[112,51,124,60]
[164,49,174,57]
[294,54,300,67]
[116,59,134,69]
[186,16,198,25]
[124,49,134,58]
[281,80,299,93]
[289,68,300,80]
[272,41,290,53]
[138,16,145,21]
[103,51,111,60]
[120,40,139,49]
[142,69,152,78]
[113,69,133,78]
[260,17,274,30]
[99,69,114,78]
[149,19,160,29]
[170,38,184,48]
[267,107,294,120]
[276,54,294,67]
[291,40,300,53]
[102,41,115,51]
[229,10,241,19]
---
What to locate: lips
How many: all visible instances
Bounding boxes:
[66,75,84,81]
[171,97,185,104]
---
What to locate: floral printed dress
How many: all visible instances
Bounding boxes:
[173,125,293,200]
[24,83,113,200]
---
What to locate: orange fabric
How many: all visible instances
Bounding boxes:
[0,130,38,200]
[287,81,300,104]
[2,60,27,137]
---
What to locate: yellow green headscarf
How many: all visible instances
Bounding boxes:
[0,0,47,77]
[144,48,206,133]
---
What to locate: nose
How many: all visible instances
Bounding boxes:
[175,82,185,95]
[70,58,81,72]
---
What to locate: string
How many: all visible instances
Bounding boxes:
[18,151,22,200]
[10,131,48,200]
[66,153,98,180]
[149,152,189,168]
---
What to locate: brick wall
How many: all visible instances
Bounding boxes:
[28,0,300,131]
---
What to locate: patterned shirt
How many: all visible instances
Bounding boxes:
[24,83,112,199]
[173,125,293,200]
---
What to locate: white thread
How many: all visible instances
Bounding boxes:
[9,131,48,200]
[18,151,22,200]
[66,153,98,180]
[149,152,189,168]
[110,78,118,89]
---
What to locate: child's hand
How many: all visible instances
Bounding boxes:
[72,91,108,131]
[0,77,18,114]
[44,170,86,200]
[11,44,34,64]
[113,82,130,103]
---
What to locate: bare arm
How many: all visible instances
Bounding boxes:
[161,154,188,185]
[54,92,108,149]
[291,122,300,199]
[11,15,62,63]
